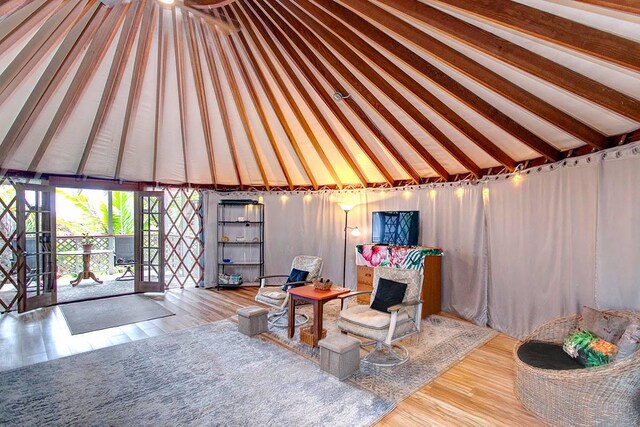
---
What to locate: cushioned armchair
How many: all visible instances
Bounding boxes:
[337,267,422,367]
[255,255,323,328]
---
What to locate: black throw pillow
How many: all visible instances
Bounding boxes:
[370,278,407,313]
[281,268,309,291]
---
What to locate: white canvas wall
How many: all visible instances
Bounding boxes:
[203,142,640,338]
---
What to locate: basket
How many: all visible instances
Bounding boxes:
[313,280,332,291]
[300,326,326,347]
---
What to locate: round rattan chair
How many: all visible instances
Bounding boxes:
[514,310,640,427]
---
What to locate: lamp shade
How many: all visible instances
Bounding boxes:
[350,227,361,237]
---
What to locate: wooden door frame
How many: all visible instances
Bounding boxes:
[16,183,57,312]
[134,191,165,292]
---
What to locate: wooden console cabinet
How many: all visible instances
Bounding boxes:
[356,255,442,318]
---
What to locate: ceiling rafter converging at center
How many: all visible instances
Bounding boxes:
[0,0,637,189]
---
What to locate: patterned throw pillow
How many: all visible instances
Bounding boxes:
[615,323,640,361]
[579,307,629,343]
[563,330,618,368]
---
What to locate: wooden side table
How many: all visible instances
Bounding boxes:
[287,285,350,347]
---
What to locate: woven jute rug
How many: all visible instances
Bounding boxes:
[261,300,498,402]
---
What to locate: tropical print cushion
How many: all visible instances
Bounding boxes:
[563,330,618,368]
[355,244,442,270]
[615,322,640,360]
[579,307,629,343]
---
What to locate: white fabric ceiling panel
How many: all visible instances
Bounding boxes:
[120,20,160,183]
[0,0,637,188]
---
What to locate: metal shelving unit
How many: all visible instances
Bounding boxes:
[216,201,264,290]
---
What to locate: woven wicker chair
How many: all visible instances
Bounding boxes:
[514,310,640,427]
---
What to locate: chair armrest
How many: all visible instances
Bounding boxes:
[284,280,312,287]
[337,291,372,300]
[337,291,372,310]
[387,300,422,312]
[257,274,290,280]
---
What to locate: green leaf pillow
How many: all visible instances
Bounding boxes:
[563,330,618,368]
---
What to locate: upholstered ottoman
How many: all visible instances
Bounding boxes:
[319,334,361,380]
[236,306,268,337]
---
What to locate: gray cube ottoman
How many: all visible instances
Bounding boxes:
[319,334,361,380]
[237,306,268,337]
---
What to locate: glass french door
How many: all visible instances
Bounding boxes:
[16,184,56,312]
[134,191,165,292]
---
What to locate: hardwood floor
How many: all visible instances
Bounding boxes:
[0,287,543,426]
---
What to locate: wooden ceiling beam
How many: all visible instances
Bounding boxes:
[220,19,296,190]
[262,0,423,184]
[29,3,130,172]
[572,0,640,14]
[183,15,217,186]
[222,8,319,190]
[153,7,168,183]
[436,0,639,71]
[0,1,103,165]
[231,2,344,188]
[292,0,495,174]
[171,7,192,184]
[114,0,157,179]
[245,1,379,186]
[0,0,58,47]
[375,0,640,123]
[341,0,608,150]
[306,0,560,163]
[317,1,565,160]
[198,11,244,189]
[207,16,271,190]
[76,0,145,175]
[0,0,85,104]
[273,0,450,181]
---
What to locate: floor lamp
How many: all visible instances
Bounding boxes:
[340,204,361,286]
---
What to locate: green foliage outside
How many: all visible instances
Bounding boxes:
[56,188,134,236]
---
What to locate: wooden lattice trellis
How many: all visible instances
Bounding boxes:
[164,188,203,289]
[56,236,111,276]
[0,177,18,312]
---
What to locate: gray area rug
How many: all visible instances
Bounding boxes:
[60,294,174,335]
[263,301,498,401]
[0,320,394,426]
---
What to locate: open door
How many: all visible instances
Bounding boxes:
[16,184,56,313]
[134,191,165,292]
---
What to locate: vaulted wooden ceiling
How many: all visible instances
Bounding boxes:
[0,0,638,189]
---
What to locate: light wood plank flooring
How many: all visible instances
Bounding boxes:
[0,287,543,426]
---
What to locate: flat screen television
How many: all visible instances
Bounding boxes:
[371,211,420,246]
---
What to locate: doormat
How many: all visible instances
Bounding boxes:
[59,294,174,335]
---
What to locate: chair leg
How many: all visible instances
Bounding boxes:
[361,342,409,367]
[267,308,309,329]
[115,266,134,281]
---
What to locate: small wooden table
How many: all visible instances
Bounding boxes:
[288,285,350,347]
[58,249,112,286]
